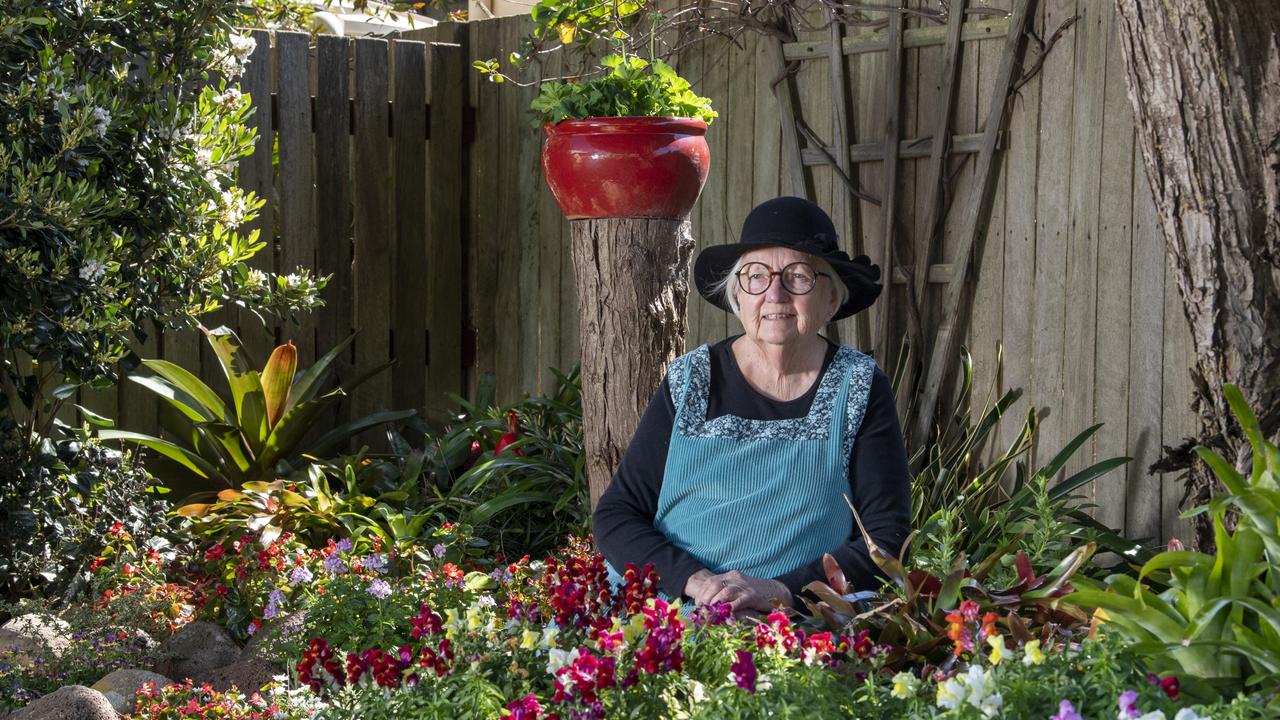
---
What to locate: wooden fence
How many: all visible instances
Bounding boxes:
[92,0,1198,544]
[451,0,1198,545]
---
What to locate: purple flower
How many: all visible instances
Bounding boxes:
[263,589,286,620]
[288,565,313,587]
[368,579,393,599]
[693,601,733,627]
[432,543,447,558]
[729,650,757,693]
[323,553,349,576]
[335,537,354,554]
[1118,690,1140,718]
[1051,700,1083,720]
[490,566,513,584]
[362,554,386,574]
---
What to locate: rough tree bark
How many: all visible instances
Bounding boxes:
[1114,0,1280,549]
[570,218,696,508]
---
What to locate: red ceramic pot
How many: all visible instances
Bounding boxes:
[541,116,711,220]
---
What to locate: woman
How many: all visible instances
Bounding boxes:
[593,196,911,616]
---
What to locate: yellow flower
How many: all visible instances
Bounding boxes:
[890,671,919,699]
[444,608,461,639]
[520,628,540,650]
[466,608,485,632]
[1022,640,1046,666]
[623,613,647,644]
[987,634,1006,665]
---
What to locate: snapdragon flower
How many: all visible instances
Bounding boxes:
[1051,700,1084,720]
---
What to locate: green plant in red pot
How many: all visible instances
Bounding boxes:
[475,0,717,220]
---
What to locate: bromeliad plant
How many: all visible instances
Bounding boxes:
[97,326,414,495]
[899,345,1153,581]
[800,510,1097,670]
[1067,384,1280,705]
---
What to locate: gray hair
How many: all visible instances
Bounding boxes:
[707,253,848,320]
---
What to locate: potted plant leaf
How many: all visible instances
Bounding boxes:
[475,0,717,220]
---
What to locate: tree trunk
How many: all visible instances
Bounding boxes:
[1114,0,1280,549]
[570,218,696,508]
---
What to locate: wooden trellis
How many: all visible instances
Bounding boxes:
[763,0,1035,443]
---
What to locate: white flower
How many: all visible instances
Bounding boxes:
[936,677,966,710]
[90,106,111,137]
[539,627,559,650]
[246,268,268,286]
[220,190,249,227]
[213,87,243,111]
[79,259,106,281]
[545,647,579,676]
[689,680,706,704]
[978,692,1003,718]
[229,33,257,59]
[1135,713,1167,720]
[1173,710,1208,720]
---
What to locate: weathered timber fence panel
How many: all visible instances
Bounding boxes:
[100,29,469,438]
[102,2,1198,545]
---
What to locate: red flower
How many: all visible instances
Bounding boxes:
[108,521,125,536]
[204,545,226,562]
[493,411,523,456]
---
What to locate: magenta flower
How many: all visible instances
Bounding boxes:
[692,601,733,627]
[501,693,543,720]
[1051,699,1083,720]
[730,650,757,693]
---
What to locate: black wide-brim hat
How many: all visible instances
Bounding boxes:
[693,196,882,321]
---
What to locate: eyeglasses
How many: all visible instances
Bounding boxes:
[736,261,830,295]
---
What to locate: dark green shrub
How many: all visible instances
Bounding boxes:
[0,420,169,603]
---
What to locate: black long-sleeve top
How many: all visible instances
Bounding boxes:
[593,335,913,602]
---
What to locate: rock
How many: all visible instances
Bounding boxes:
[1,615,72,662]
[91,668,172,715]
[10,685,118,720]
[152,621,240,683]
[204,656,281,694]
[241,610,307,663]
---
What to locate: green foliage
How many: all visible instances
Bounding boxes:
[472,0,716,126]
[529,54,717,125]
[1067,384,1280,705]
[97,326,414,495]
[319,676,507,720]
[0,422,168,602]
[900,346,1154,581]
[0,0,326,444]
[411,367,590,558]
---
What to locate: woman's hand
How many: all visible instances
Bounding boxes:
[684,569,793,614]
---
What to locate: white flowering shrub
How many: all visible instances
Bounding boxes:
[0,0,325,430]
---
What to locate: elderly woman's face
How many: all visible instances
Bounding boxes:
[733,247,838,347]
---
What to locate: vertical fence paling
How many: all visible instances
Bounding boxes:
[392,41,430,416]
[426,41,466,418]
[313,34,353,425]
[277,32,318,367]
